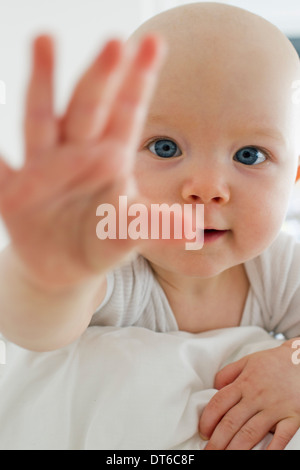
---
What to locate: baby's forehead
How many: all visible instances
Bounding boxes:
[131,2,300,87]
[131,3,300,133]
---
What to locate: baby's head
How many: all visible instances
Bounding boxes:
[130,2,300,277]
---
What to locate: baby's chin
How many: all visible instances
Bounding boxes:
[137,224,283,279]
[137,243,234,279]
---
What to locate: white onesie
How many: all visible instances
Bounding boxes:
[91,230,300,339]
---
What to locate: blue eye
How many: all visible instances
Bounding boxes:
[148,139,182,158]
[234,147,267,166]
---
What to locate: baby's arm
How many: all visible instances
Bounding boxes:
[0,34,166,351]
[0,244,106,351]
[199,339,300,450]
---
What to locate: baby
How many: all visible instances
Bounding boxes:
[0,1,300,450]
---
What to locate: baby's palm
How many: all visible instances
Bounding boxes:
[0,35,165,289]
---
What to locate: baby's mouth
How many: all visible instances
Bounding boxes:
[203,229,228,243]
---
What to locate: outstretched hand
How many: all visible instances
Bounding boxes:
[0,33,167,290]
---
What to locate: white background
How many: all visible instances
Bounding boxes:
[0,0,300,248]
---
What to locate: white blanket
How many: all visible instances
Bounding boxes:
[0,325,299,450]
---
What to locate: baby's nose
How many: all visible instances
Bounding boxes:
[181,166,230,205]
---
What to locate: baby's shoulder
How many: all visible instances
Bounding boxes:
[245,230,300,285]
[262,230,300,264]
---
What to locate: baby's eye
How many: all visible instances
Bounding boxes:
[233,147,267,166]
[148,139,182,158]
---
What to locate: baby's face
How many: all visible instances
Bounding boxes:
[133,3,300,278]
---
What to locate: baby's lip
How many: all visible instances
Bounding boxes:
[203,228,229,243]
[204,227,228,231]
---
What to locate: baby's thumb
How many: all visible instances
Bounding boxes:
[0,154,17,218]
[0,154,15,188]
[214,356,247,390]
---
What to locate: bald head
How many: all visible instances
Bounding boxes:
[130,2,300,154]
[131,2,299,70]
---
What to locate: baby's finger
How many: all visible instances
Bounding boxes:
[199,385,242,440]
[103,34,167,171]
[0,156,16,190]
[204,402,259,450]
[24,35,57,161]
[62,39,124,143]
[214,356,247,389]
[267,418,300,450]
[0,155,18,218]
[226,411,276,450]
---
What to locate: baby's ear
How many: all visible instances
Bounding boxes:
[296,157,300,182]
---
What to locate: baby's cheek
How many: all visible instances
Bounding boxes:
[239,196,286,256]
